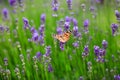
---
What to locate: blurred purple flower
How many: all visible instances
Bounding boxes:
[72,18,78,26]
[73,26,78,36]
[39,24,45,36]
[84,19,89,33]
[36,52,42,59]
[90,6,95,12]
[52,0,59,11]
[115,10,120,20]
[8,0,17,6]
[38,35,44,46]
[96,0,104,4]
[32,32,39,42]
[84,45,89,54]
[96,56,105,62]
[0,26,5,32]
[41,14,46,24]
[99,49,106,56]
[111,23,118,36]
[23,17,29,29]
[56,27,63,34]
[64,16,71,30]
[30,27,37,34]
[45,46,51,56]
[2,8,9,20]
[72,41,79,48]
[102,40,108,49]
[114,75,120,80]
[48,64,53,72]
[79,76,83,80]
[60,42,65,50]
[94,46,100,56]
[66,0,72,10]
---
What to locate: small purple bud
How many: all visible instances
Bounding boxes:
[59,42,65,50]
[65,16,71,22]
[111,23,118,36]
[45,46,51,56]
[66,0,72,10]
[94,46,100,56]
[115,10,120,20]
[84,45,89,54]
[2,8,9,20]
[52,0,59,11]
[30,27,37,34]
[84,19,89,27]
[72,18,78,26]
[39,24,45,36]
[41,14,46,24]
[23,17,29,29]
[73,26,78,36]
[114,75,120,80]
[32,33,39,42]
[8,0,17,6]
[72,41,79,48]
[102,40,108,49]
[48,64,53,72]
[56,27,63,34]
[36,52,42,59]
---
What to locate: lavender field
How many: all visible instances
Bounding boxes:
[0,0,120,80]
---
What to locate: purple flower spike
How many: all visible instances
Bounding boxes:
[66,0,72,10]
[99,49,106,56]
[41,14,46,24]
[30,27,37,34]
[52,0,59,11]
[73,26,78,36]
[48,64,53,72]
[39,24,45,36]
[32,33,39,42]
[2,8,9,20]
[94,46,100,56]
[84,19,89,27]
[114,75,120,80]
[60,42,65,50]
[115,10,120,20]
[72,18,78,26]
[84,45,89,54]
[111,23,118,36]
[102,40,108,49]
[72,41,79,48]
[45,46,51,56]
[84,19,89,33]
[36,52,42,59]
[64,16,71,30]
[8,0,17,6]
[23,17,29,29]
[56,27,63,34]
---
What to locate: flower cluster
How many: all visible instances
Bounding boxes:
[2,8,9,20]
[114,74,120,80]
[23,17,30,29]
[111,23,119,36]
[84,19,89,33]
[82,45,89,59]
[66,0,72,10]
[94,40,108,62]
[64,16,71,30]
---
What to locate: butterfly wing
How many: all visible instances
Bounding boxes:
[53,31,71,43]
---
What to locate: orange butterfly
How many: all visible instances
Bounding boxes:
[53,30,72,43]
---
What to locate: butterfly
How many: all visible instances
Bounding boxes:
[53,30,72,43]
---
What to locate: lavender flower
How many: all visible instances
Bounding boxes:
[84,45,89,54]
[84,19,89,33]
[30,27,37,34]
[72,18,78,26]
[2,8,9,20]
[102,40,108,49]
[0,26,4,32]
[72,41,79,48]
[60,42,65,50]
[48,64,53,72]
[36,52,42,59]
[52,0,59,11]
[99,49,106,56]
[32,32,39,42]
[73,26,78,36]
[66,0,72,10]
[111,23,118,36]
[39,24,45,36]
[94,46,100,56]
[40,14,46,24]
[79,76,83,80]
[56,27,63,34]
[96,0,104,4]
[4,58,8,66]
[45,46,51,56]
[64,16,71,30]
[8,0,17,6]
[23,17,29,29]
[115,10,120,20]
[114,75,120,80]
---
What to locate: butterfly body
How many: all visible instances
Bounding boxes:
[53,30,72,43]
